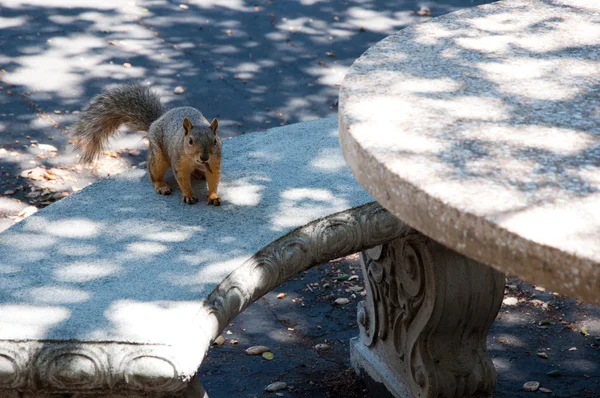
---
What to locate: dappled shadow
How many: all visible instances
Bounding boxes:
[340,0,600,303]
[0,0,494,135]
[0,118,373,346]
[0,0,496,232]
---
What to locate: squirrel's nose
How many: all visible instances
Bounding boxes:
[200,154,209,162]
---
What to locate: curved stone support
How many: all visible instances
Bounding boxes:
[202,202,413,341]
[0,202,407,396]
[352,234,505,398]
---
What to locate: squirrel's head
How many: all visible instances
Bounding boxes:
[183,117,221,166]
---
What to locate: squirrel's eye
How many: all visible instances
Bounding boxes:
[188,138,193,145]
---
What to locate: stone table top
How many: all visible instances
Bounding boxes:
[339,0,600,305]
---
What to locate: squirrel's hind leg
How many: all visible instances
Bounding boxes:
[148,148,172,195]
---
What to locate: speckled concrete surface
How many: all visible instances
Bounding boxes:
[0,118,372,344]
[339,0,600,305]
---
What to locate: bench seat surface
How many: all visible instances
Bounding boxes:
[0,118,371,347]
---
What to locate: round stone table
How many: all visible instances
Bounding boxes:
[339,0,600,307]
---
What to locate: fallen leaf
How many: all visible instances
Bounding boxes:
[226,330,232,335]
[334,298,350,305]
[3,190,15,195]
[262,351,275,360]
[103,150,119,158]
[277,292,287,299]
[568,346,577,351]
[546,370,561,377]
[20,167,56,181]
[326,51,336,57]
[53,192,69,200]
[265,381,287,392]
[230,339,239,344]
[333,273,348,281]
[108,40,118,45]
[581,328,589,336]
[17,206,38,218]
[348,275,359,281]
[246,346,270,355]
[536,352,548,359]
[539,387,552,394]
[213,335,225,346]
[523,381,539,392]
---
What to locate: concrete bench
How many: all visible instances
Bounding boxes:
[339,0,600,397]
[0,118,408,397]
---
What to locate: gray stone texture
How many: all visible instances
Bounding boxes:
[0,118,385,395]
[339,0,600,305]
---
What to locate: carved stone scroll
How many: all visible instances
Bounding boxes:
[203,202,412,341]
[352,233,504,398]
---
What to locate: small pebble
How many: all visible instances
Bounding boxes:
[213,335,225,346]
[502,297,518,306]
[246,346,270,355]
[523,381,539,392]
[265,381,287,392]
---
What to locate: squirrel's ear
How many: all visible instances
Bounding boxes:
[183,118,193,135]
[209,118,218,134]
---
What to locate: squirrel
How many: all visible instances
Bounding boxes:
[72,82,222,205]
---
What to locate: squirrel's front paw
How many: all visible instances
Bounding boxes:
[183,195,199,205]
[207,196,221,206]
[154,184,172,195]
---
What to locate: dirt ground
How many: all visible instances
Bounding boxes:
[198,255,600,398]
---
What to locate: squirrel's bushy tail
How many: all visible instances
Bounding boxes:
[73,82,165,163]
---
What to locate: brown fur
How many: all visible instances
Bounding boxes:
[74,82,223,205]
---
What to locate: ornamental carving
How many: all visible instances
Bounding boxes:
[357,235,505,397]
[204,202,412,338]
